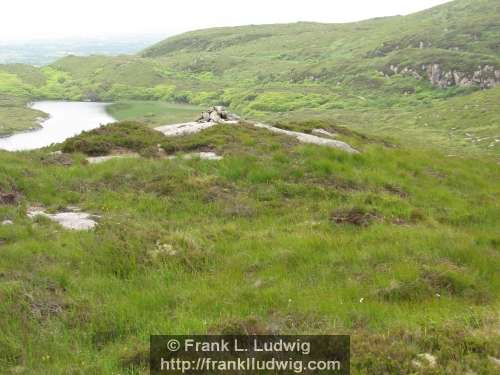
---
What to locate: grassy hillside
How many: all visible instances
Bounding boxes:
[0,0,499,145]
[107,101,202,127]
[0,121,499,373]
[0,1,499,372]
[265,85,500,156]
[0,95,47,137]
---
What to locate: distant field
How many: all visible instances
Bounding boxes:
[107,101,202,127]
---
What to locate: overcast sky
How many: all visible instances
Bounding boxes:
[2,0,452,41]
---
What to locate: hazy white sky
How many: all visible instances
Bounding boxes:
[2,0,452,41]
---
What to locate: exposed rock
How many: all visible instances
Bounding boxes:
[197,106,240,123]
[489,356,500,368]
[156,106,240,137]
[312,129,337,138]
[254,123,359,153]
[168,152,223,161]
[209,111,222,123]
[1,220,13,226]
[412,353,437,369]
[428,64,444,87]
[149,241,178,260]
[27,206,99,231]
[201,112,211,122]
[183,152,223,161]
[86,154,140,164]
[388,63,500,89]
[158,109,356,153]
[156,121,219,137]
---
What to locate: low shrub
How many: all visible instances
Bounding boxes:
[61,121,166,156]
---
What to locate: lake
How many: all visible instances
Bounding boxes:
[0,101,115,151]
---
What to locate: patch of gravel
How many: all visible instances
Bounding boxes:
[27,207,99,230]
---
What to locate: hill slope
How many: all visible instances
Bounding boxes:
[1,120,499,373]
[0,0,499,154]
[0,1,499,373]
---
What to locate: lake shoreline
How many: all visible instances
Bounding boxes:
[0,101,115,151]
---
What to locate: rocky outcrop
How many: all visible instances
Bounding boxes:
[156,107,359,154]
[168,152,223,161]
[156,121,220,137]
[426,64,499,88]
[86,154,140,164]
[27,206,99,230]
[385,64,500,89]
[254,123,359,154]
[197,106,240,123]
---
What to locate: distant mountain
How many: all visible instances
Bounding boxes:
[141,0,500,89]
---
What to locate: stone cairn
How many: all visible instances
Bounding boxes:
[197,106,240,123]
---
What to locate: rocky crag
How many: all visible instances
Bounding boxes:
[384,63,500,89]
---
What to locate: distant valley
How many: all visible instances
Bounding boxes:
[0,34,165,66]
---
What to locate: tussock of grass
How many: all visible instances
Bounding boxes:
[61,121,166,156]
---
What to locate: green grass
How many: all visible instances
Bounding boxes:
[260,86,500,156]
[0,122,499,374]
[107,101,202,127]
[0,1,499,372]
[61,121,167,156]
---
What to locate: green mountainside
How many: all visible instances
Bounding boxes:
[0,0,499,154]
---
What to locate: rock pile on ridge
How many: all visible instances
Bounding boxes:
[156,105,359,153]
[197,106,240,123]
